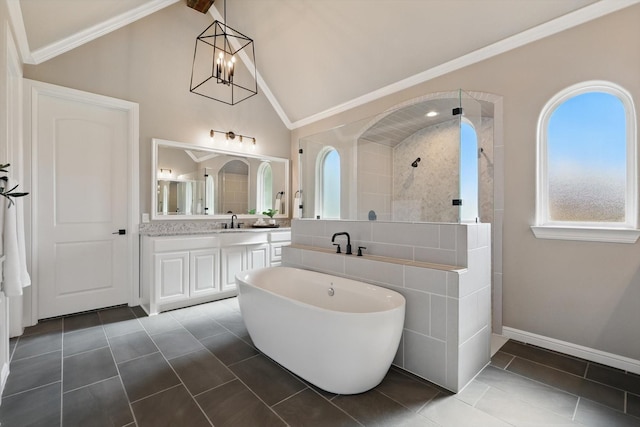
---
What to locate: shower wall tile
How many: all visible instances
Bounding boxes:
[345,257,403,287]
[393,334,404,368]
[292,219,325,238]
[459,292,480,344]
[430,295,447,341]
[301,250,345,274]
[281,246,303,267]
[466,225,479,250]
[396,288,430,336]
[414,247,457,266]
[372,222,439,248]
[404,331,447,388]
[447,272,460,298]
[439,225,457,250]
[324,221,373,243]
[446,298,460,388]
[362,242,414,261]
[292,234,313,246]
[458,325,491,390]
[405,266,447,295]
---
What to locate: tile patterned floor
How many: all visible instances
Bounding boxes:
[1,297,640,426]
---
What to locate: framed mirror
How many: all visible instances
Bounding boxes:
[152,138,289,220]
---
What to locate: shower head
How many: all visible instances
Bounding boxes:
[411,158,421,168]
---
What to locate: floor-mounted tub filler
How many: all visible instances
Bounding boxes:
[236,266,406,394]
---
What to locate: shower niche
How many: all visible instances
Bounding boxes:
[298,90,493,224]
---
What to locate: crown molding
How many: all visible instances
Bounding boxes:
[5,0,33,64]
[21,0,180,65]
[288,0,640,130]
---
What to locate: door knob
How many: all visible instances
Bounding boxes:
[112,229,126,235]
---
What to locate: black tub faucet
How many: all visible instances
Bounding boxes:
[331,232,352,255]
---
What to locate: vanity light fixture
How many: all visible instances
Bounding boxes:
[210,129,256,145]
[190,0,258,105]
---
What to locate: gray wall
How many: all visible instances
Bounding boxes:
[292,6,640,361]
[21,2,291,217]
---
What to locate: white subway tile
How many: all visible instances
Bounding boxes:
[439,225,457,250]
[447,272,460,298]
[372,222,439,248]
[446,297,460,388]
[365,241,414,261]
[459,293,479,344]
[404,266,447,295]
[430,295,447,341]
[302,250,345,275]
[457,326,491,390]
[404,331,447,388]
[466,225,479,250]
[414,247,457,266]
[395,288,430,335]
[324,221,373,242]
[292,219,325,237]
[345,257,403,287]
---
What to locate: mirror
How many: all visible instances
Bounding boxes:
[152,138,289,219]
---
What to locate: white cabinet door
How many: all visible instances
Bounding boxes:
[221,246,246,291]
[190,249,220,297]
[270,242,290,266]
[156,252,189,303]
[247,243,270,269]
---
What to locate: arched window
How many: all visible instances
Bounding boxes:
[315,146,340,219]
[460,120,478,222]
[257,162,273,212]
[533,81,638,243]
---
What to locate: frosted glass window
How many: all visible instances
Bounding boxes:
[536,81,637,231]
[257,162,273,211]
[315,147,341,219]
[460,121,478,222]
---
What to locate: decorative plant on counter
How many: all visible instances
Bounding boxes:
[262,208,278,219]
[247,208,256,214]
[0,164,28,207]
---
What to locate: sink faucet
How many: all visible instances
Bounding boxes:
[331,232,352,255]
[231,214,237,229]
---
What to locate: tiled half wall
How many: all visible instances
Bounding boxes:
[282,219,491,392]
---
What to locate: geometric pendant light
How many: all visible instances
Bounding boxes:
[189,0,258,105]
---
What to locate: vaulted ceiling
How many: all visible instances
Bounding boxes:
[9,0,637,129]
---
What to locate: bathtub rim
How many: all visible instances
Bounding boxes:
[236,266,406,315]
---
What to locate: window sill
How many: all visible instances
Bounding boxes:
[531,226,640,244]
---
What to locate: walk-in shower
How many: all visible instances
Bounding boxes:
[298,89,493,224]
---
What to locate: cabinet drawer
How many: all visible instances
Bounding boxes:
[153,236,219,252]
[269,231,291,242]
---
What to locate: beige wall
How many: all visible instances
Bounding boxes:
[21,2,291,216]
[292,6,640,360]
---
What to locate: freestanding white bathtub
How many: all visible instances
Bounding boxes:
[236,266,405,394]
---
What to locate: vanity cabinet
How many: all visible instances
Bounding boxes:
[140,230,289,315]
[269,231,291,266]
[220,243,269,291]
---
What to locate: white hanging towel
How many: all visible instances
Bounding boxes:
[1,178,31,296]
[293,197,302,218]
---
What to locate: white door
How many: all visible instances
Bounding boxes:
[32,82,137,319]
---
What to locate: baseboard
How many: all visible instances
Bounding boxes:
[0,362,9,406]
[502,327,640,375]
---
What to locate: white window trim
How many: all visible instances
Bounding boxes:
[533,80,639,244]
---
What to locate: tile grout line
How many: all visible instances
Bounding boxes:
[572,397,581,421]
[150,334,216,427]
[102,306,139,427]
[60,318,64,427]
[229,372,292,427]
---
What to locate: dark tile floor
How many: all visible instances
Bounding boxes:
[2,297,640,426]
